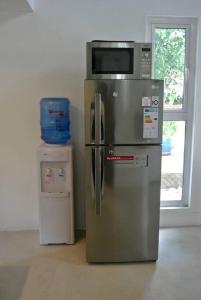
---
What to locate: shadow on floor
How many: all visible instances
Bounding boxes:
[75,230,86,242]
[0,266,29,300]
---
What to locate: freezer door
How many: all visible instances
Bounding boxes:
[84,79,163,145]
[85,145,161,262]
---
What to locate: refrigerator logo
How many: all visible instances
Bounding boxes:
[112,91,118,97]
[106,155,134,161]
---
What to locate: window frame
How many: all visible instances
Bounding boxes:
[146,17,197,208]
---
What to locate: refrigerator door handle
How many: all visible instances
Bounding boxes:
[90,104,95,143]
[91,148,95,194]
[94,93,102,144]
[95,147,102,216]
[101,97,105,144]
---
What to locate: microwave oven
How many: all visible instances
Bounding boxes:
[86,40,152,80]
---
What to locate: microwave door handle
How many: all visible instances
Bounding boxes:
[94,93,102,144]
[95,147,102,216]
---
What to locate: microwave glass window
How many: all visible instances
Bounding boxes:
[92,48,133,74]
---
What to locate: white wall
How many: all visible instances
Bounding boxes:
[0,0,201,230]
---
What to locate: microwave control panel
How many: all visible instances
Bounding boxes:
[140,46,152,79]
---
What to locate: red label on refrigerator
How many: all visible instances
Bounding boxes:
[106,155,134,161]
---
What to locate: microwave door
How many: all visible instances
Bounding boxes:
[86,41,136,80]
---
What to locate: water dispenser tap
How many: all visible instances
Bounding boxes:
[45,168,52,177]
[58,168,65,177]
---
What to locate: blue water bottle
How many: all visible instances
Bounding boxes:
[40,98,71,144]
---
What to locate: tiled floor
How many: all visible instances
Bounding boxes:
[0,228,201,300]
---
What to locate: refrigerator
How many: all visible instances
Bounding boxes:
[85,79,163,263]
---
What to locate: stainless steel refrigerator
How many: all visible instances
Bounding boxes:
[85,79,163,262]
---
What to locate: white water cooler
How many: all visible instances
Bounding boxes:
[38,143,74,244]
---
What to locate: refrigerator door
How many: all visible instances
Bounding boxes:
[85,79,163,145]
[86,145,161,262]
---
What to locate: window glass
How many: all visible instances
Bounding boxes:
[161,121,185,201]
[154,28,186,110]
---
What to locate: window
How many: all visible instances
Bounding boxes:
[146,17,197,207]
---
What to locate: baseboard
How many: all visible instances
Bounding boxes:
[0,225,39,231]
[0,211,200,231]
[160,210,201,227]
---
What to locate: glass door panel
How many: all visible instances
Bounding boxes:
[161,121,185,202]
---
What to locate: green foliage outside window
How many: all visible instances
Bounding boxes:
[154,28,186,109]
[163,121,177,138]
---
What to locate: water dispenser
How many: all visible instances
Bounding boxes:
[38,143,74,244]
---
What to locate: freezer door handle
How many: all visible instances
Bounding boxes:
[94,93,104,144]
[95,147,102,216]
[91,93,104,144]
